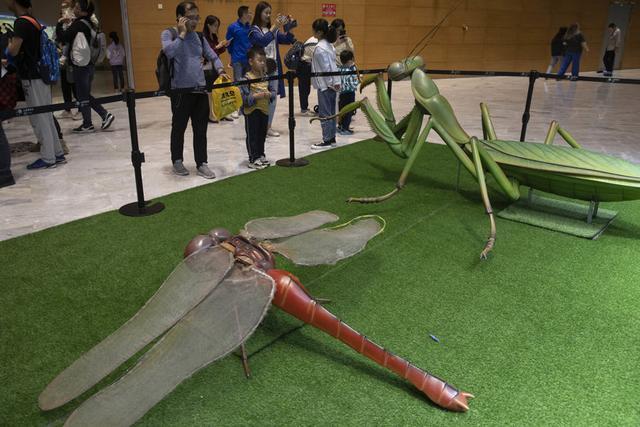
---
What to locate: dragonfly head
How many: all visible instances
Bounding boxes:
[388,56,425,81]
[183,228,232,258]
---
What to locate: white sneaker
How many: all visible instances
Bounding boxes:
[231,111,240,119]
[267,128,281,138]
[258,156,271,166]
[56,110,74,120]
[248,160,268,170]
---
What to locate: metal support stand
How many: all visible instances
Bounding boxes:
[387,76,392,99]
[519,70,539,142]
[587,200,599,224]
[119,90,165,217]
[276,71,309,167]
[240,343,252,379]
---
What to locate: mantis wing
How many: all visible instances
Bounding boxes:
[242,210,339,240]
[268,217,384,266]
[39,246,234,411]
[63,266,275,427]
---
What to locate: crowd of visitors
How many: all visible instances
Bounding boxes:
[0,0,627,189]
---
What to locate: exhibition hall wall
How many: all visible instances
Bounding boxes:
[121,0,638,91]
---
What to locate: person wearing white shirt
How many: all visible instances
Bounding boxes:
[603,23,621,77]
[106,32,126,92]
[311,19,340,149]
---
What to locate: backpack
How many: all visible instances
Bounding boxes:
[20,16,60,84]
[155,29,206,92]
[79,19,106,64]
[284,41,304,70]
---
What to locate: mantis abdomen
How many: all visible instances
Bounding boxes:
[269,269,473,412]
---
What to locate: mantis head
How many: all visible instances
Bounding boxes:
[388,56,425,81]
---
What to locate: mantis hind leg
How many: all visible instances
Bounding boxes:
[470,137,497,259]
[543,120,582,149]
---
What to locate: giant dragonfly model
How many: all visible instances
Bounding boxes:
[38,211,472,426]
[314,56,640,258]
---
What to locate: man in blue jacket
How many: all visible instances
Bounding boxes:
[226,6,252,82]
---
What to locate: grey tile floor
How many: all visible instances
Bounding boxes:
[1,69,639,241]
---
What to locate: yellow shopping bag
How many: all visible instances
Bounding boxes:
[211,75,242,119]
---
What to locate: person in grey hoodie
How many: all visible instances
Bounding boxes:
[161,1,226,179]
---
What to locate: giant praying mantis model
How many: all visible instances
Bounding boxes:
[38,211,472,426]
[314,56,640,258]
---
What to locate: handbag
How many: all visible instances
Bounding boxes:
[211,75,242,119]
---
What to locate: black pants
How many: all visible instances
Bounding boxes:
[338,91,356,130]
[74,64,108,127]
[297,61,312,111]
[0,123,12,180]
[60,66,76,111]
[244,110,268,163]
[111,65,125,90]
[603,50,616,73]
[170,92,209,167]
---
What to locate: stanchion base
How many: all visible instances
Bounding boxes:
[119,201,165,217]
[276,158,309,167]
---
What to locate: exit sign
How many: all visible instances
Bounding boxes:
[322,4,336,17]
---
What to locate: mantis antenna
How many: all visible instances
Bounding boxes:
[406,0,465,60]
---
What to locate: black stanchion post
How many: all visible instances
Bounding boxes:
[119,89,165,217]
[277,71,309,167]
[519,70,539,141]
[387,75,392,99]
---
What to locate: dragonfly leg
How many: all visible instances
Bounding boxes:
[240,343,252,379]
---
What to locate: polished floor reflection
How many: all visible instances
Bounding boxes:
[2,69,639,241]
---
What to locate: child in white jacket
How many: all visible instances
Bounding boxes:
[311,19,340,149]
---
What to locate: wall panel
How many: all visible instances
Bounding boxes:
[124,0,615,91]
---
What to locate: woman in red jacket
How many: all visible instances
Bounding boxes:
[203,15,232,122]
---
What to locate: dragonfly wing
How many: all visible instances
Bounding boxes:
[270,217,383,266]
[39,246,234,411]
[242,210,339,240]
[63,266,275,427]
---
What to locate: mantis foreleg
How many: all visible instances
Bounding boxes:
[348,118,432,204]
[360,73,395,126]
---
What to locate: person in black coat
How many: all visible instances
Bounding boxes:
[546,27,567,75]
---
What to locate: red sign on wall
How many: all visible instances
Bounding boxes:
[322,4,336,17]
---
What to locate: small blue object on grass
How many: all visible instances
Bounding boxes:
[429,334,440,343]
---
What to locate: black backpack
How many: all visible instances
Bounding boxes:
[156,28,206,92]
[284,41,304,70]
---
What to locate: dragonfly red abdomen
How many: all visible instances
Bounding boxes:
[268,269,473,412]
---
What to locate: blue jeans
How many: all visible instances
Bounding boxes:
[557,52,582,77]
[232,62,247,81]
[318,88,337,143]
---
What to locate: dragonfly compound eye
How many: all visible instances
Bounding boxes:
[208,228,232,244]
[184,235,215,258]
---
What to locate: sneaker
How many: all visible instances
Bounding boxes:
[311,141,336,150]
[55,154,67,164]
[197,163,216,179]
[209,118,219,124]
[56,110,74,120]
[101,113,115,130]
[173,160,189,176]
[72,111,82,121]
[300,109,312,116]
[341,129,354,136]
[72,124,95,133]
[61,140,70,155]
[0,175,15,188]
[27,159,57,169]
[231,111,240,119]
[267,128,280,138]
[258,156,271,166]
[248,160,267,170]
[221,117,234,121]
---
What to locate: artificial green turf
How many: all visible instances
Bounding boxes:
[1,140,640,426]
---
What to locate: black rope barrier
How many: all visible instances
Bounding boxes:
[3,67,639,217]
